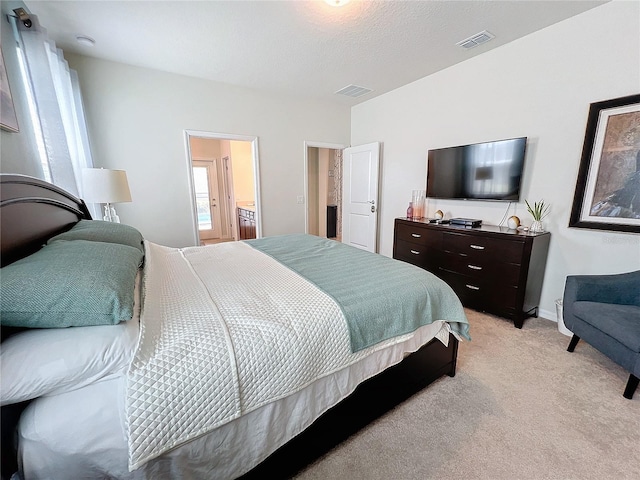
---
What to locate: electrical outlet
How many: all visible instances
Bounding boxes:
[296,196,304,204]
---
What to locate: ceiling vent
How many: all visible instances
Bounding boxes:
[456,30,495,49]
[335,84,372,98]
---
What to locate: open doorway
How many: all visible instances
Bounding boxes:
[306,141,381,253]
[185,130,261,246]
[305,142,346,241]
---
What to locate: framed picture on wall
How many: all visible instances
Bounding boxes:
[569,93,640,233]
[0,45,19,133]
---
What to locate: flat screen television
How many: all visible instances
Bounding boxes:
[426,137,527,202]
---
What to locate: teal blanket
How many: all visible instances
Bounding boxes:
[246,234,470,352]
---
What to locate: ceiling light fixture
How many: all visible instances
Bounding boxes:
[76,35,96,47]
[323,0,351,6]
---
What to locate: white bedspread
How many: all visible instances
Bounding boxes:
[20,321,450,480]
[128,241,383,469]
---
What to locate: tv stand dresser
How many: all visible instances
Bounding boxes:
[393,218,550,328]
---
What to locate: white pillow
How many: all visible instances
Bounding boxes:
[0,274,140,406]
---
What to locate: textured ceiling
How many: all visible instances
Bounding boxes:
[23,0,608,106]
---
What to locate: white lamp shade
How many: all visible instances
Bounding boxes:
[82,168,132,204]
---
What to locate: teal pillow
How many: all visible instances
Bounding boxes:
[1,240,143,328]
[48,220,144,254]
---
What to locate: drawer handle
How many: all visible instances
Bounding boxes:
[410,250,420,255]
[465,284,480,290]
[411,233,421,238]
[470,244,485,250]
[467,264,482,270]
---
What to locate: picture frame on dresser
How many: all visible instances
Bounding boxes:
[569,93,640,234]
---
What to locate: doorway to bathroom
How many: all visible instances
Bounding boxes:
[305,142,345,242]
[185,130,261,245]
[305,141,381,252]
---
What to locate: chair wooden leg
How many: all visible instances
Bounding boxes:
[623,374,639,400]
[567,334,580,352]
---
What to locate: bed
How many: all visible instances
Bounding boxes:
[0,173,470,479]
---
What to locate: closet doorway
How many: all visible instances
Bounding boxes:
[185,130,261,246]
[304,142,346,241]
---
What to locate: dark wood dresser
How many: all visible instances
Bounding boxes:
[393,218,550,328]
[238,207,256,240]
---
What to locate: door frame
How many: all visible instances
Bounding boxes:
[184,130,262,246]
[221,155,236,241]
[303,141,347,235]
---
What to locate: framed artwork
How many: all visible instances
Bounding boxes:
[1,45,19,133]
[569,93,640,233]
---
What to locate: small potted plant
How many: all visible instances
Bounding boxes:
[525,199,550,233]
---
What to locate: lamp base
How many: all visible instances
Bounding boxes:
[103,204,120,223]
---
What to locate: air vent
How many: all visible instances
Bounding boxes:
[456,30,495,49]
[335,84,373,98]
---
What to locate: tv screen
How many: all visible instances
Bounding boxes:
[426,137,527,202]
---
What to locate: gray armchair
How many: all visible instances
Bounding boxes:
[563,270,640,399]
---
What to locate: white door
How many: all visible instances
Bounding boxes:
[192,160,222,240]
[342,142,380,252]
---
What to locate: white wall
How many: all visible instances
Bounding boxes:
[229,140,255,204]
[67,54,350,247]
[307,147,319,236]
[189,137,220,160]
[318,148,330,237]
[351,0,640,318]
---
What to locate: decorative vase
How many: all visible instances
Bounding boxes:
[530,220,544,233]
[411,190,425,219]
[406,202,413,219]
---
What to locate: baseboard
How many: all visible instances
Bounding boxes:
[537,307,574,337]
[538,308,556,322]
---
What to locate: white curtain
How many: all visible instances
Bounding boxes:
[9,14,95,207]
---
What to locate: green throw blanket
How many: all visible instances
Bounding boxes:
[246,234,470,352]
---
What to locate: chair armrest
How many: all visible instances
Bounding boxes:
[564,270,640,307]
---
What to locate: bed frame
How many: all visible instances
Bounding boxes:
[0,174,91,267]
[0,174,459,479]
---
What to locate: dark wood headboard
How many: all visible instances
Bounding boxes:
[0,174,92,476]
[0,174,91,267]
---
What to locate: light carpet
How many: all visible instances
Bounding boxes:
[294,309,640,480]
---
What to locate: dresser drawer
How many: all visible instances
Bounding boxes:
[395,223,441,248]
[394,239,439,269]
[439,270,519,312]
[442,232,524,265]
[440,251,521,286]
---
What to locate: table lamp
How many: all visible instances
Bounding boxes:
[82,168,132,222]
